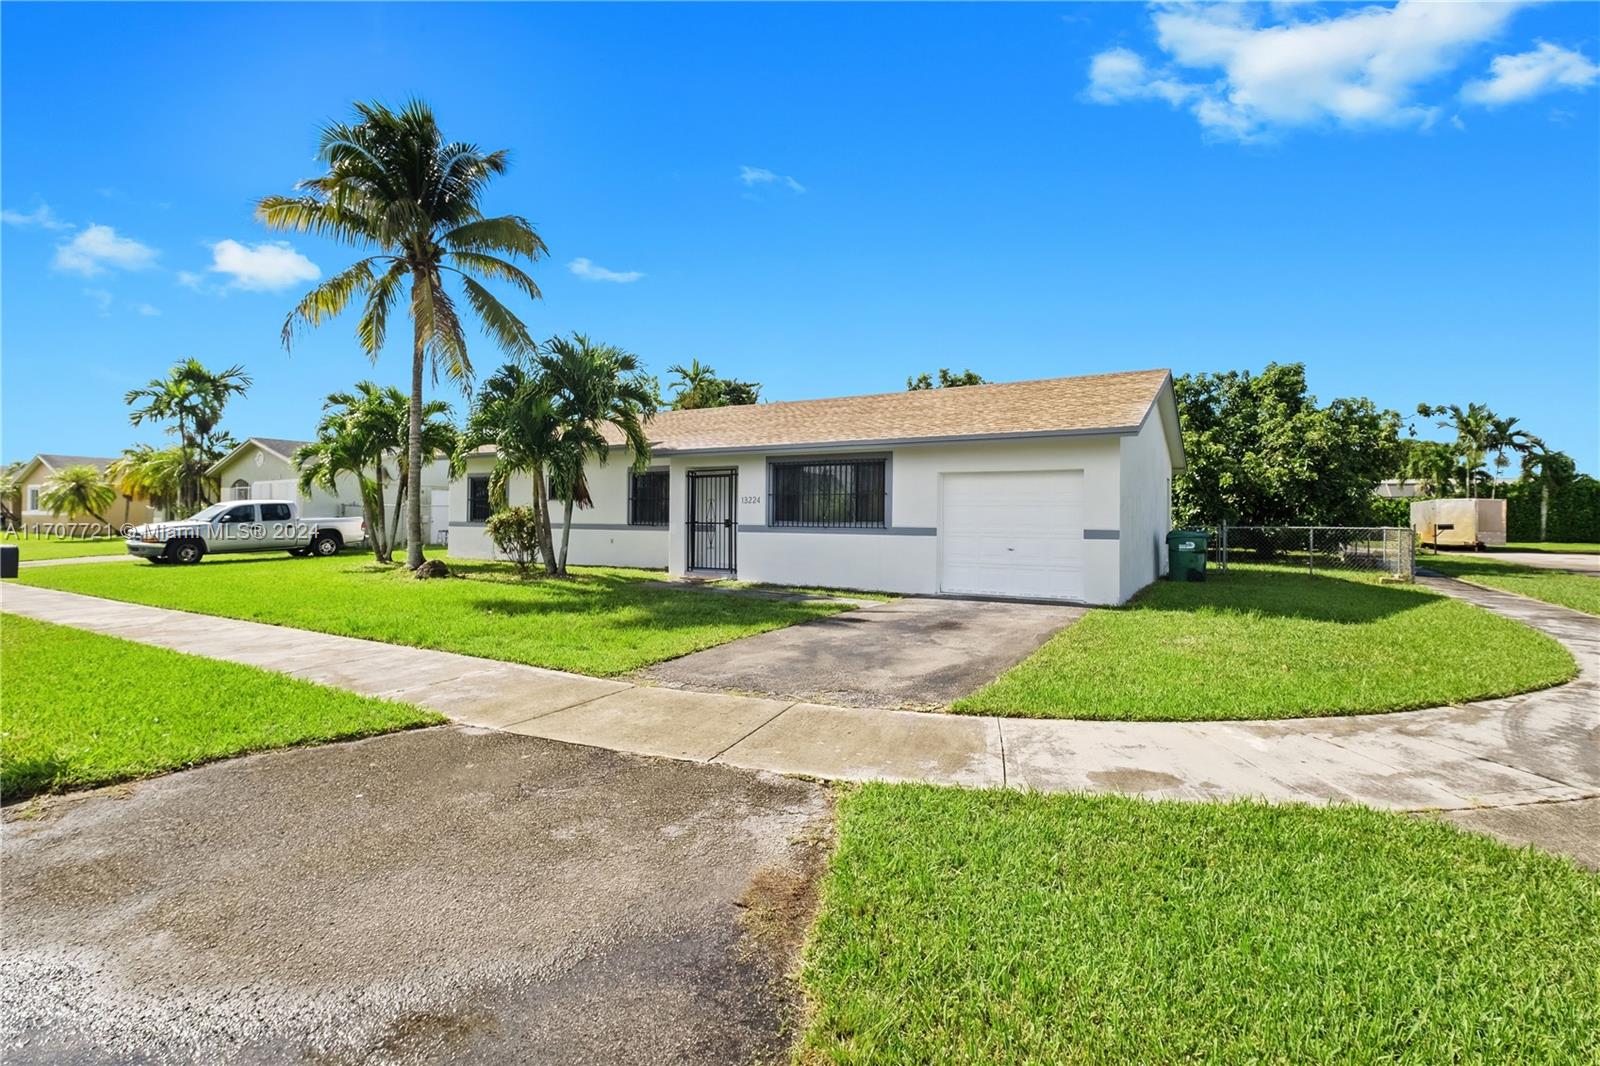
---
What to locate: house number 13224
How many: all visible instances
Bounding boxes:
[740,496,762,505]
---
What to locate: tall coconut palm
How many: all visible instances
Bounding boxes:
[259,99,547,570]
[459,359,563,571]
[539,333,657,575]
[1417,402,1497,499]
[39,465,116,526]
[1485,416,1540,497]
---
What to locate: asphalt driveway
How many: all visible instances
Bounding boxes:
[1,726,830,1065]
[638,596,1086,709]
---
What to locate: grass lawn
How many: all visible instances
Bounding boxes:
[1,534,129,561]
[1422,553,1600,617]
[0,615,441,800]
[1499,541,1600,554]
[953,566,1574,721]
[15,554,852,676]
[799,785,1600,1065]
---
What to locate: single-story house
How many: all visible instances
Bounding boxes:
[449,368,1185,605]
[7,453,157,533]
[210,437,453,542]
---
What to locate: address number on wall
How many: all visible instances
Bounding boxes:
[740,496,762,505]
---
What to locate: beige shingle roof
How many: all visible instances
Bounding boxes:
[602,368,1172,453]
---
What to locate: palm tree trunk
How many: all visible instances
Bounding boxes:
[372,461,389,562]
[559,497,575,575]
[1540,483,1550,542]
[406,320,426,570]
[531,467,558,575]
[389,467,407,554]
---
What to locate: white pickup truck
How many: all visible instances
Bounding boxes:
[125,500,368,564]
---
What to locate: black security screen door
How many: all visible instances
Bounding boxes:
[687,470,736,572]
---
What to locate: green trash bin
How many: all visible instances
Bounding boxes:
[1167,529,1210,582]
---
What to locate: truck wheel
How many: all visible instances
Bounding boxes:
[167,540,204,565]
[310,532,341,557]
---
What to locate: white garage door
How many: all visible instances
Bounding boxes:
[939,471,1085,600]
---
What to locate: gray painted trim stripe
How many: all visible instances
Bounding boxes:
[450,521,666,532]
[1084,529,1120,540]
[737,525,937,537]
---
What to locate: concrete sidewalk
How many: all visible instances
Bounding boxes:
[2,579,1596,815]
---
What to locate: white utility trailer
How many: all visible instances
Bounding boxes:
[1410,498,1507,550]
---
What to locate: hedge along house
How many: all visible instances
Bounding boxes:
[209,437,454,541]
[449,368,1185,605]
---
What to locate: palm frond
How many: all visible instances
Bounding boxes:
[443,216,547,259]
[459,275,535,358]
[282,258,380,348]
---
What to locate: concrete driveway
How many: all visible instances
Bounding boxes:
[1482,550,1599,574]
[1,727,830,1066]
[637,596,1086,709]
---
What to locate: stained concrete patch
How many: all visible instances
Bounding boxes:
[717,704,1005,787]
[504,686,794,761]
[1436,798,1600,871]
[637,596,1085,708]
[0,726,831,1065]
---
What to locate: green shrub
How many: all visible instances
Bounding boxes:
[1503,476,1600,543]
[1366,496,1413,527]
[484,506,542,573]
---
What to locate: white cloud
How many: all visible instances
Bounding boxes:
[83,288,113,316]
[739,165,806,193]
[1462,42,1600,106]
[568,257,644,283]
[207,239,320,291]
[136,303,161,317]
[1087,1,1544,140]
[1,203,71,230]
[176,270,204,290]
[53,224,158,275]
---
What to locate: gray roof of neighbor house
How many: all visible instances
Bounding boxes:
[33,454,116,472]
[207,437,313,475]
[593,368,1177,456]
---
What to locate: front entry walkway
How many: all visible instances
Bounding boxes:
[2,579,1596,819]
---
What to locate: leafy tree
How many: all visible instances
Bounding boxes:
[666,359,761,409]
[1415,402,1496,499]
[0,463,22,528]
[484,506,542,574]
[1172,363,1402,527]
[907,368,986,390]
[1398,439,1457,497]
[538,333,657,575]
[39,465,116,526]
[125,359,250,511]
[1520,446,1578,543]
[459,358,564,572]
[260,98,547,571]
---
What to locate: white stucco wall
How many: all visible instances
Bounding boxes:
[446,426,1178,604]
[1117,406,1178,602]
[448,454,670,568]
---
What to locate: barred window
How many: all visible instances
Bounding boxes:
[770,458,887,528]
[629,470,670,527]
[468,475,492,522]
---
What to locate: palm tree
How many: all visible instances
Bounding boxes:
[294,417,388,562]
[108,445,186,519]
[125,359,251,511]
[1521,446,1576,543]
[459,359,564,572]
[1485,416,1540,497]
[538,333,657,575]
[0,463,21,529]
[259,99,547,570]
[1417,402,1497,499]
[39,465,116,526]
[666,359,720,410]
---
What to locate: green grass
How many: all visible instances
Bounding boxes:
[0,615,441,800]
[1499,541,1600,554]
[953,566,1574,721]
[15,554,852,676]
[1,534,128,561]
[799,785,1600,1065]
[1421,553,1600,616]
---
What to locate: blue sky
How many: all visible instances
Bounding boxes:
[3,2,1597,471]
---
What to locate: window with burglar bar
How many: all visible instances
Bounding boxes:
[467,476,492,521]
[769,458,887,528]
[629,469,670,526]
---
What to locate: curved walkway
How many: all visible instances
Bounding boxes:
[2,578,1595,814]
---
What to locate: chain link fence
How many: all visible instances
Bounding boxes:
[1199,524,1415,582]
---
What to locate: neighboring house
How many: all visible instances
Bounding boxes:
[209,437,452,542]
[450,368,1185,605]
[9,453,157,533]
